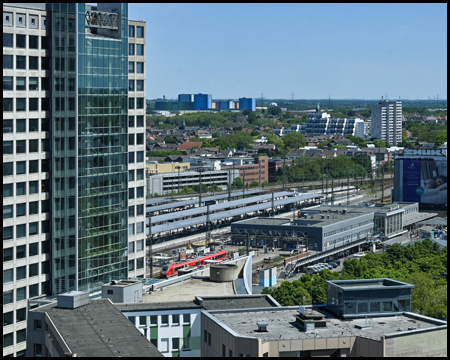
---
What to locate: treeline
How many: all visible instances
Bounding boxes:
[263,239,447,320]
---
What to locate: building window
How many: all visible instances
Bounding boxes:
[137,257,144,269]
[128,61,134,73]
[136,80,144,92]
[136,44,144,56]
[4,311,13,326]
[16,34,26,48]
[137,239,144,251]
[16,55,26,69]
[222,344,226,357]
[29,77,39,91]
[3,119,12,133]
[16,204,26,217]
[129,188,135,200]
[129,97,135,109]
[128,241,135,254]
[128,259,135,271]
[129,206,135,218]
[129,169,135,181]
[4,269,13,284]
[137,169,144,180]
[16,245,26,259]
[3,333,14,349]
[137,222,144,234]
[136,62,144,73]
[128,223,135,235]
[4,141,13,154]
[150,315,157,326]
[129,25,135,37]
[204,330,207,342]
[3,33,13,47]
[161,338,169,353]
[183,313,191,325]
[128,116,135,127]
[172,338,180,351]
[4,55,13,69]
[29,56,39,70]
[16,161,26,175]
[16,98,26,111]
[4,163,13,177]
[16,307,26,322]
[208,332,211,345]
[3,226,13,240]
[129,152,135,163]
[128,43,134,55]
[172,314,179,325]
[3,247,13,262]
[29,35,39,49]
[161,314,169,326]
[4,291,13,305]
[183,337,191,351]
[137,204,144,216]
[34,343,42,357]
[29,222,39,236]
[137,151,144,162]
[137,26,144,38]
[137,98,144,109]
[29,263,39,277]
[137,116,144,127]
[3,76,13,91]
[29,242,39,256]
[129,134,135,145]
[16,286,26,302]
[29,139,39,152]
[16,266,26,280]
[29,181,39,194]
[136,186,144,198]
[129,79,134,91]
[34,319,42,330]
[139,315,147,326]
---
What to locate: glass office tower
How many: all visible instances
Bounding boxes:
[51,3,129,295]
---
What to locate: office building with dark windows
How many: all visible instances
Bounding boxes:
[3,3,146,356]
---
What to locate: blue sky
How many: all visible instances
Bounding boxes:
[128,3,447,100]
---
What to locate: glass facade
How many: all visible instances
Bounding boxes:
[51,4,129,295]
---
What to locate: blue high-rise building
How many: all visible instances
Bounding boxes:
[178,94,193,102]
[194,93,212,110]
[239,97,256,111]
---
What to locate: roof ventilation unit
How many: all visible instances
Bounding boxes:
[256,322,268,332]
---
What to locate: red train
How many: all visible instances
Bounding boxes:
[160,250,228,277]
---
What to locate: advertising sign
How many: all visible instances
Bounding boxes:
[397,157,447,206]
[402,160,421,202]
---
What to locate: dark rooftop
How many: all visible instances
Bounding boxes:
[34,299,163,357]
[195,295,280,310]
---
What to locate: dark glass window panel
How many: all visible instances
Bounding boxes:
[16,98,26,111]
[16,119,26,132]
[3,76,13,90]
[29,56,39,70]
[16,204,26,217]
[29,98,39,111]
[16,55,26,69]
[3,33,13,47]
[3,119,13,133]
[16,34,26,48]
[136,44,144,56]
[4,141,13,154]
[16,182,26,196]
[3,55,13,69]
[29,35,39,49]
[137,26,144,38]
[16,77,26,90]
[136,62,144,73]
[4,163,13,176]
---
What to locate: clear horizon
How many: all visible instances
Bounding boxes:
[129,3,447,101]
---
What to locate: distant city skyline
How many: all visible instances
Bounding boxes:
[129,3,447,100]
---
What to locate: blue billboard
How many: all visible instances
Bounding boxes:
[402,160,422,202]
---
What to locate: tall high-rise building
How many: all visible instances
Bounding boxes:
[3,3,146,356]
[370,99,402,146]
[239,97,256,112]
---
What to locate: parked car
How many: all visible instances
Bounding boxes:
[353,252,366,258]
[329,262,338,268]
[333,259,341,266]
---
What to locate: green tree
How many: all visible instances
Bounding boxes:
[266,134,285,151]
[249,180,260,187]
[282,131,307,149]
[268,106,282,116]
[232,177,243,189]
[373,139,389,148]
[262,281,310,306]
[163,135,179,144]
[250,130,260,137]
[242,109,253,116]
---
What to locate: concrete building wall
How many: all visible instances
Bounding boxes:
[123,308,202,357]
[383,328,447,357]
[128,19,147,279]
[3,4,53,356]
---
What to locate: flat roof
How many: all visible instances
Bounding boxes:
[198,295,279,311]
[115,301,200,312]
[417,217,447,227]
[211,307,445,342]
[33,299,162,357]
[142,278,235,302]
[327,278,414,290]
[403,212,438,227]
